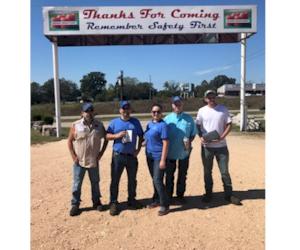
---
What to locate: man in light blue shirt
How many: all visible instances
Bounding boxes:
[164,96,197,203]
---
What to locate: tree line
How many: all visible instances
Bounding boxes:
[31,71,237,105]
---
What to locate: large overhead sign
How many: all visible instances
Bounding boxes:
[43,6,257,36]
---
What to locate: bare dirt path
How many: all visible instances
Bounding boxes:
[31,134,265,250]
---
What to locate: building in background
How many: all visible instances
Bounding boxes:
[217,84,265,96]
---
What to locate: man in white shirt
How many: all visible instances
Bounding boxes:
[196,90,241,205]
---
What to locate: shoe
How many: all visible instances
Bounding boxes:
[225,195,242,206]
[158,206,169,216]
[69,205,80,216]
[147,202,160,209]
[201,193,212,203]
[127,199,144,209]
[109,202,119,216]
[176,196,187,204]
[93,201,104,211]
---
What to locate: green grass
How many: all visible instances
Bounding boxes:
[31,96,265,118]
[31,128,69,145]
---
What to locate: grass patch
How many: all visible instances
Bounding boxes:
[31,128,69,145]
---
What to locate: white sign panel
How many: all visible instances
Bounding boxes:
[43,6,257,35]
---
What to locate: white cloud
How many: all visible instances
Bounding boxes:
[194,65,232,76]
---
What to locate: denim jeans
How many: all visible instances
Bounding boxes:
[110,152,138,203]
[71,163,100,206]
[201,146,232,197]
[165,156,190,198]
[146,154,169,207]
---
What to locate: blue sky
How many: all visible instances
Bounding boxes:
[31,0,265,90]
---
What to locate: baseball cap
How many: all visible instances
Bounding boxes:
[120,100,130,109]
[204,90,216,97]
[81,102,94,112]
[172,96,183,103]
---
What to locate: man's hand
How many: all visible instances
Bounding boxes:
[159,160,166,170]
[133,149,140,158]
[72,155,79,164]
[116,131,127,139]
[200,137,207,145]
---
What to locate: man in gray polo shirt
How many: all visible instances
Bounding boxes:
[67,102,108,216]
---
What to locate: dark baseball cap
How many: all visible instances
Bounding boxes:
[120,100,130,109]
[81,102,94,112]
[204,90,216,97]
[172,96,183,103]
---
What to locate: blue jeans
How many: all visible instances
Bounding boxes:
[71,163,100,206]
[201,146,233,197]
[165,156,190,198]
[110,152,138,203]
[146,154,169,207]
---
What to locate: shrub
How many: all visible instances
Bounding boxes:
[43,116,54,125]
[32,114,42,121]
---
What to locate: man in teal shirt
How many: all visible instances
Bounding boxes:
[164,96,197,203]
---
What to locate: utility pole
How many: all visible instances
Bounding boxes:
[119,70,124,101]
[149,75,152,100]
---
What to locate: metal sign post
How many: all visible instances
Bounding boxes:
[240,32,247,131]
[52,41,61,137]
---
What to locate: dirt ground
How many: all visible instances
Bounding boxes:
[31,133,265,250]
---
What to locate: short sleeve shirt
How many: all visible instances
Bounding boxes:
[107,117,143,154]
[144,120,168,160]
[164,112,197,160]
[196,104,232,148]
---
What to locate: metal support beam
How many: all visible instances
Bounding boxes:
[240,33,247,131]
[52,41,61,137]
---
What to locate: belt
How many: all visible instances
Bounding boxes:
[113,151,134,157]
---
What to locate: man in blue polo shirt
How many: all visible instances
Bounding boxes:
[106,100,144,216]
[164,96,197,204]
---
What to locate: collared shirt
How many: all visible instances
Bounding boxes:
[107,117,143,155]
[144,120,168,160]
[72,118,106,168]
[164,112,197,160]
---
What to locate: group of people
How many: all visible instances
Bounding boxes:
[67,89,242,217]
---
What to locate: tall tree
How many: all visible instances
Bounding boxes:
[31,81,42,104]
[163,80,180,96]
[80,72,107,100]
[209,75,236,92]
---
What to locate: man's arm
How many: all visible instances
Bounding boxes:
[97,138,108,161]
[106,131,126,140]
[219,122,232,140]
[134,135,143,157]
[67,126,78,164]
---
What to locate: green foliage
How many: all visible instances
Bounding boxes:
[32,114,42,121]
[31,78,81,104]
[43,116,54,125]
[80,72,107,99]
[194,75,236,97]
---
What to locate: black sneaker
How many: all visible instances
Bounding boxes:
[69,205,80,216]
[93,201,104,211]
[158,206,169,216]
[225,195,242,206]
[201,193,212,203]
[109,202,119,216]
[127,199,144,209]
